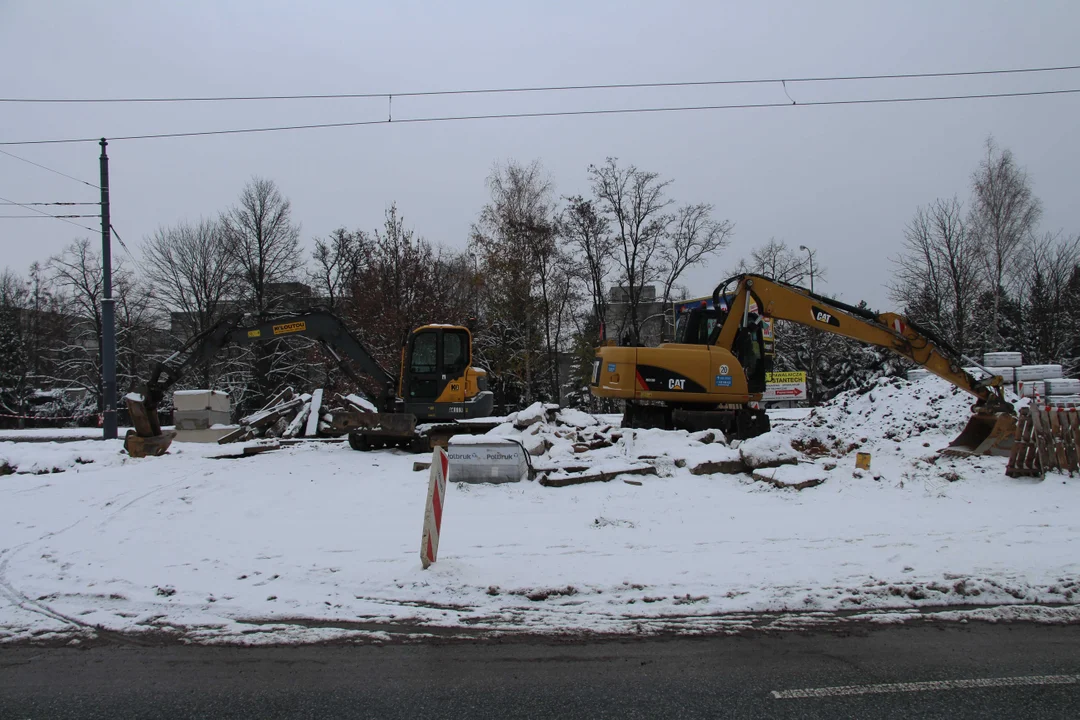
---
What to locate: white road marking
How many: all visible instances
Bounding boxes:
[772,674,1080,699]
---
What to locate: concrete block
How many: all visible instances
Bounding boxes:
[174,409,232,430]
[173,389,231,413]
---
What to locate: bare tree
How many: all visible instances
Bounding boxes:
[734,238,819,285]
[348,204,470,372]
[471,160,559,406]
[47,239,151,409]
[589,158,731,345]
[143,218,235,333]
[220,178,304,407]
[588,158,672,345]
[221,177,303,317]
[529,222,574,401]
[559,196,613,340]
[890,198,984,353]
[311,227,368,313]
[969,137,1042,348]
[657,202,734,331]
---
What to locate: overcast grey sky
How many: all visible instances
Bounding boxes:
[1,0,1077,309]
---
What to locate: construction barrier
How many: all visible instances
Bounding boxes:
[1006,407,1080,477]
[420,445,450,569]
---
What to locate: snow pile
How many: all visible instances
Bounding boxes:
[0,441,128,475]
[737,432,799,469]
[776,376,976,451]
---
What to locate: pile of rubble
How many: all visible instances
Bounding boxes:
[444,402,817,490]
[218,388,376,444]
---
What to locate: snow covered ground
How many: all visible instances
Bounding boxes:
[2,377,1077,645]
[0,427,110,441]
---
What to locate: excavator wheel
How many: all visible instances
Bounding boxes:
[348,432,369,451]
[943,412,1017,457]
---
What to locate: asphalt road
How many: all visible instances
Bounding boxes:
[2,623,1079,719]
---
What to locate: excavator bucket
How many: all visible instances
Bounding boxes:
[123,394,176,458]
[123,429,177,458]
[943,412,1017,457]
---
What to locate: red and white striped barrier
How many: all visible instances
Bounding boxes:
[420,445,450,569]
[0,411,98,421]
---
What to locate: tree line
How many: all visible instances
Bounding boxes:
[891,138,1080,372]
[0,157,731,422]
[1,140,1075,425]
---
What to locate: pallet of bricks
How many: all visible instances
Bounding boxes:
[1006,375,1080,477]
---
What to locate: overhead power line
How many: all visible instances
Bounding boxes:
[0,194,98,233]
[0,201,96,206]
[1,63,1077,103]
[0,214,99,218]
[110,225,132,255]
[0,86,1077,147]
[0,147,99,188]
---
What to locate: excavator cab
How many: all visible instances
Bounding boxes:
[733,315,769,394]
[400,325,492,420]
[675,306,726,345]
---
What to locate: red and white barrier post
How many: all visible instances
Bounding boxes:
[420,445,450,569]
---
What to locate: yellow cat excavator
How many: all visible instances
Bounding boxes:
[590,274,1016,455]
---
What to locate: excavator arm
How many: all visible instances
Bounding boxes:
[134,309,399,439]
[713,275,1012,414]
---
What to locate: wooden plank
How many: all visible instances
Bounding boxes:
[1005,410,1029,477]
[217,426,254,445]
[305,388,324,438]
[1060,412,1073,472]
[539,465,657,488]
[284,401,311,438]
[1008,409,1041,477]
[1065,410,1079,473]
[258,387,294,413]
[1049,410,1068,470]
[279,437,345,446]
[1031,409,1051,475]
[1023,412,1040,472]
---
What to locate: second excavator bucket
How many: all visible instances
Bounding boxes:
[943,412,1017,457]
[123,428,178,458]
[123,393,177,458]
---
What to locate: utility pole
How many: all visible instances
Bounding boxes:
[100,139,117,439]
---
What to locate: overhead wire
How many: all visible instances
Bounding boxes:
[0,63,1077,103]
[0,86,1077,146]
[110,225,132,256]
[0,147,99,188]
[0,194,98,233]
[0,201,96,206]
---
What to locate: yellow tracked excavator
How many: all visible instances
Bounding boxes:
[590,274,1016,455]
[123,309,496,457]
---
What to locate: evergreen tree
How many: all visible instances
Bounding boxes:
[0,307,27,418]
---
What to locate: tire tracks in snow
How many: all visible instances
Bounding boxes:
[1,469,197,644]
